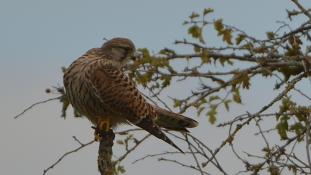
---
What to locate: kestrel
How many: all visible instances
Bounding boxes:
[63,38,198,152]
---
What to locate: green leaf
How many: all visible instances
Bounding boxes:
[193,46,201,53]
[235,34,246,45]
[276,115,289,140]
[182,21,189,25]
[224,99,231,111]
[188,25,205,43]
[201,48,211,63]
[276,123,288,140]
[117,165,126,174]
[173,99,182,108]
[219,57,226,66]
[290,122,304,137]
[159,48,176,56]
[279,97,296,113]
[221,29,233,45]
[214,19,224,32]
[269,165,280,175]
[214,19,232,45]
[160,75,171,88]
[207,105,217,124]
[241,73,251,89]
[287,165,297,174]
[197,107,205,116]
[151,57,169,67]
[203,8,214,16]
[188,25,202,38]
[189,12,200,19]
[209,95,220,102]
[233,93,241,104]
[137,48,151,58]
[242,43,254,50]
[232,88,242,104]
[266,31,275,40]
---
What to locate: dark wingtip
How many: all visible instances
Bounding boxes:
[135,117,185,153]
[185,118,199,128]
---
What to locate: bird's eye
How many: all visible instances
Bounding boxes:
[116,46,130,51]
[118,46,131,52]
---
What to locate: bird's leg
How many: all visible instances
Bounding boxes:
[94,118,111,141]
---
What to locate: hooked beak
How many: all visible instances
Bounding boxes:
[130,51,143,61]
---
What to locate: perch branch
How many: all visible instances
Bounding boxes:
[97,129,115,175]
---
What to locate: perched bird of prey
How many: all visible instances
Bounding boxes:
[63,38,198,152]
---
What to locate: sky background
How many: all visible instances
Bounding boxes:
[0,0,309,175]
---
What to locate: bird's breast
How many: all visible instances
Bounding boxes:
[63,61,113,124]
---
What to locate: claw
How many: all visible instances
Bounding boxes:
[94,132,102,141]
[93,119,111,142]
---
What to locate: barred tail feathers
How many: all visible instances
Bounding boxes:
[135,117,184,153]
[154,107,198,132]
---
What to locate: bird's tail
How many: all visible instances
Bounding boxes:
[154,107,198,132]
[135,117,185,153]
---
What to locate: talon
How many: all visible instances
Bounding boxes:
[93,119,111,142]
[92,126,102,142]
[94,132,102,141]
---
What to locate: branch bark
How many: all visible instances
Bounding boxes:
[97,129,115,175]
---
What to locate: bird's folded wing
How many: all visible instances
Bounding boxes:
[88,62,155,122]
[88,62,185,152]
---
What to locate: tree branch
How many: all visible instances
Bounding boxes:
[291,0,311,21]
[43,137,95,175]
[14,96,61,119]
[305,114,311,173]
[97,129,115,175]
[117,134,151,162]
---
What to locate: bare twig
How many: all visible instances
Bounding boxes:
[117,134,151,162]
[43,137,95,175]
[14,96,62,119]
[294,87,311,101]
[158,158,211,175]
[132,151,186,164]
[185,134,204,175]
[254,117,270,149]
[291,0,311,20]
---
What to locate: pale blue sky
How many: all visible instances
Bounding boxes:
[0,0,309,175]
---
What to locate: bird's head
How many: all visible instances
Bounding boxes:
[100,38,137,66]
